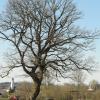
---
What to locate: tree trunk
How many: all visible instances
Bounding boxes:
[32,82,41,100]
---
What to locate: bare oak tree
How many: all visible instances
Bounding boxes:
[0,0,98,99]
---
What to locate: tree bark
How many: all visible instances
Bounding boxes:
[32,82,41,100]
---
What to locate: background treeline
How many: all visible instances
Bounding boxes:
[7,81,100,100]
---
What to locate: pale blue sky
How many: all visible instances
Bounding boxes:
[0,0,100,83]
[0,0,7,10]
[74,0,100,29]
[74,1,100,58]
[74,0,100,84]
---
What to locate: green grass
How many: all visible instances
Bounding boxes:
[0,98,8,100]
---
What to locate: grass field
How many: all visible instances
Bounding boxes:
[0,98,8,100]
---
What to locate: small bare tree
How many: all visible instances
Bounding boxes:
[69,70,86,100]
[70,69,86,90]
[0,0,98,99]
[16,82,33,100]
